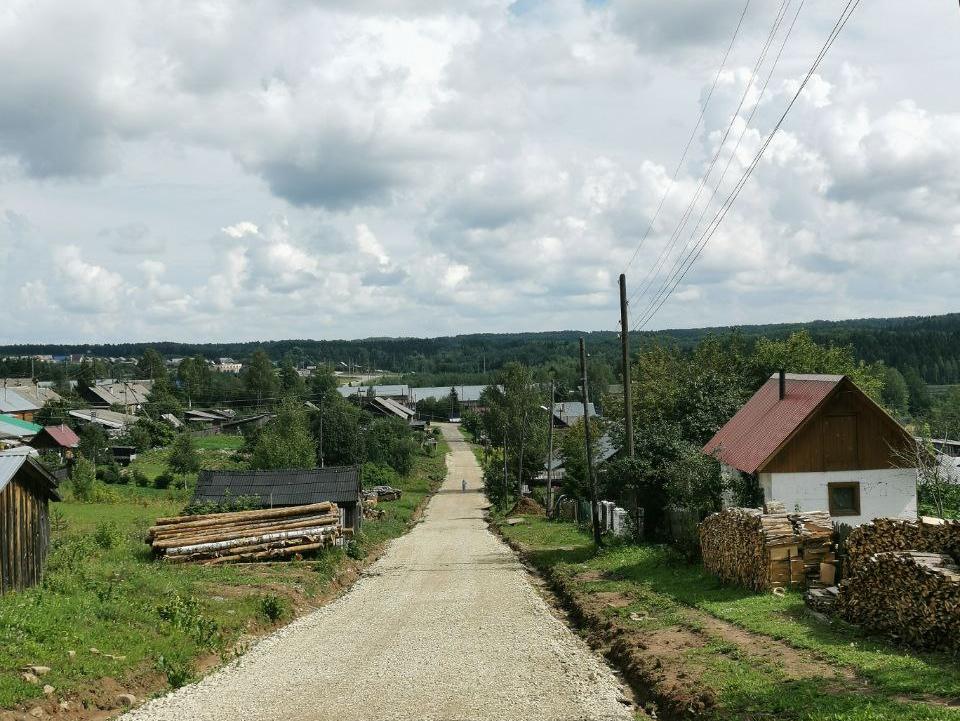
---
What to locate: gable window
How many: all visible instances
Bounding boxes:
[828,481,860,516]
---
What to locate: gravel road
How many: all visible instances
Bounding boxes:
[124,424,633,721]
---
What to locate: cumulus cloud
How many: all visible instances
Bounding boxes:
[2,0,960,342]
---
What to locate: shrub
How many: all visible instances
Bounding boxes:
[131,468,150,487]
[346,531,370,561]
[154,471,175,489]
[70,457,96,501]
[157,593,220,648]
[96,462,123,485]
[155,655,193,689]
[257,594,291,623]
[93,521,121,549]
[361,462,400,489]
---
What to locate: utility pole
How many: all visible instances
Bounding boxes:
[546,379,555,518]
[318,395,325,468]
[619,273,635,458]
[579,338,602,547]
[517,408,528,499]
[502,435,509,510]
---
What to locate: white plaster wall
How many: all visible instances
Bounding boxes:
[765,468,917,526]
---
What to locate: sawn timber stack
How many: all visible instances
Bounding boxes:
[148,502,343,564]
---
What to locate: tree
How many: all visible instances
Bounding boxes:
[904,367,932,416]
[881,366,910,417]
[168,433,200,478]
[70,456,96,502]
[34,398,79,427]
[145,375,183,417]
[279,358,305,397]
[897,429,952,519]
[245,349,277,406]
[252,400,316,470]
[178,356,211,408]
[365,418,417,476]
[76,358,96,389]
[138,348,166,380]
[311,394,364,467]
[78,423,109,464]
[308,366,338,396]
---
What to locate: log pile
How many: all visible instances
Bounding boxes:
[836,551,960,651]
[148,502,342,564]
[700,508,835,591]
[845,517,960,568]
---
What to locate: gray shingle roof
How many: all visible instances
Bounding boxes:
[192,466,361,507]
[0,388,39,413]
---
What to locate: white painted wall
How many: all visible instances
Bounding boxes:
[764,468,917,526]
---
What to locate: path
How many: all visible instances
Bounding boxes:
[125,424,632,721]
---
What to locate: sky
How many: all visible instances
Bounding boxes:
[1,0,959,344]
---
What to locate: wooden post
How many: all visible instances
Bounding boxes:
[580,338,602,547]
[546,379,555,518]
[619,273,635,458]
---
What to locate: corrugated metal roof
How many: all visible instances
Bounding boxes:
[0,414,42,438]
[410,385,491,403]
[0,388,39,413]
[337,384,409,398]
[553,402,596,425]
[702,373,842,474]
[69,408,137,429]
[0,455,60,500]
[193,466,361,507]
[41,425,80,448]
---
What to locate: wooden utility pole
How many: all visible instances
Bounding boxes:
[619,273,635,458]
[318,395,325,468]
[579,338,602,546]
[502,435,509,510]
[546,379,555,518]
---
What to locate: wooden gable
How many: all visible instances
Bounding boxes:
[760,378,914,474]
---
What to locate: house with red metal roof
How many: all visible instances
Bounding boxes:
[30,425,80,461]
[703,372,917,526]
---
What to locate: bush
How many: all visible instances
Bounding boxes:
[154,471,175,489]
[96,462,123,485]
[361,462,400,489]
[155,655,193,689]
[131,468,150,487]
[346,531,370,560]
[257,594,291,623]
[157,593,220,648]
[70,457,96,501]
[93,521,121,549]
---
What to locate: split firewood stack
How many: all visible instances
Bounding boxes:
[835,551,960,651]
[148,502,343,565]
[845,517,960,568]
[700,507,835,592]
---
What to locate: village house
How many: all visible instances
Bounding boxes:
[338,384,410,403]
[408,385,491,410]
[192,466,363,532]
[0,415,42,442]
[78,380,153,413]
[703,372,918,526]
[551,401,597,428]
[68,408,138,435]
[214,358,243,373]
[0,455,60,593]
[0,385,41,421]
[29,425,80,461]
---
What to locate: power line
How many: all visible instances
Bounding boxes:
[633,0,862,332]
[633,0,804,325]
[628,0,790,308]
[621,0,753,275]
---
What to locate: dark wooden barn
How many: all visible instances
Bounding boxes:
[192,466,362,531]
[0,455,60,594]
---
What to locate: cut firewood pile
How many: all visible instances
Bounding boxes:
[844,517,960,568]
[835,551,960,651]
[148,502,343,565]
[700,507,834,592]
[364,485,403,502]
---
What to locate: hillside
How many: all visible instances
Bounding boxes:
[2,312,960,384]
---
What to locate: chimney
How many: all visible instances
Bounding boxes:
[778,369,786,400]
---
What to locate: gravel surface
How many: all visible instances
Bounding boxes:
[124,424,634,721]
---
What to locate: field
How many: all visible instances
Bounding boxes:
[499,517,960,721]
[0,440,448,716]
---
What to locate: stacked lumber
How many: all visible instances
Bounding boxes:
[846,517,960,568]
[791,511,835,582]
[700,508,835,591]
[148,502,342,565]
[836,551,960,651]
[805,585,839,614]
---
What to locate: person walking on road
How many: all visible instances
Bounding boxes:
[461,478,467,492]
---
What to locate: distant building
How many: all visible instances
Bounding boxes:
[192,466,362,532]
[409,385,491,409]
[703,372,918,526]
[215,358,243,373]
[68,408,138,434]
[30,425,80,461]
[338,384,409,402]
[551,402,597,428]
[0,388,39,421]
[78,380,153,413]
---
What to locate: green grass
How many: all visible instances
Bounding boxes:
[192,435,245,451]
[499,517,960,720]
[0,443,449,710]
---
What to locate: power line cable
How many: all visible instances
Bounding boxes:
[622,0,753,275]
[628,0,790,307]
[634,0,804,324]
[633,0,862,331]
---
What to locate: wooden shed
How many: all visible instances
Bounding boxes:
[0,456,60,594]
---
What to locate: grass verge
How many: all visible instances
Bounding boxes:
[498,516,960,721]
[0,441,449,715]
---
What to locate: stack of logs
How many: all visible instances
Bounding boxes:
[148,502,343,565]
[836,551,960,651]
[700,507,835,592]
[831,517,960,650]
